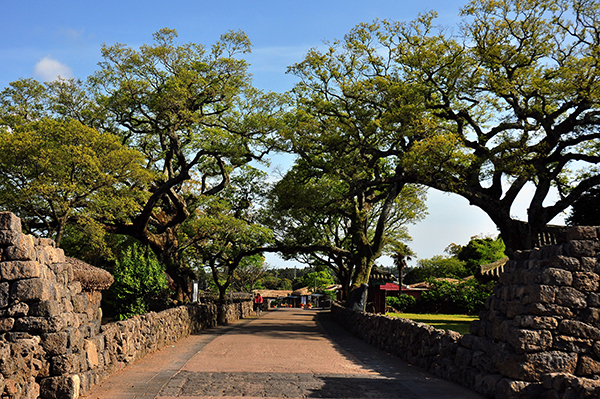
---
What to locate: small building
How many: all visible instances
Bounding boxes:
[252,289,293,308]
[289,287,311,308]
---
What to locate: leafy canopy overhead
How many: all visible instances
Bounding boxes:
[289,0,600,254]
[266,24,431,298]
[0,116,151,246]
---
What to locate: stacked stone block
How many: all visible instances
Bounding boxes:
[0,211,253,398]
[333,226,600,399]
[218,300,254,325]
[0,212,87,399]
[466,226,600,398]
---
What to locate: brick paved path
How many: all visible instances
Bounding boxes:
[83,308,483,399]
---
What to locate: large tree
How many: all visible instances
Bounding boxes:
[267,163,427,300]
[86,29,285,298]
[291,0,600,255]
[0,115,150,247]
[263,17,432,303]
[386,0,600,253]
[0,30,285,299]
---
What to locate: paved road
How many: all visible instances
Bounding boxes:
[83,308,484,399]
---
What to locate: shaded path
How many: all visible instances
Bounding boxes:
[83,309,483,399]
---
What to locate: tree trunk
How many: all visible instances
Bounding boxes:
[145,228,194,302]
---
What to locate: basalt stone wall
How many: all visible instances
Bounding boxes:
[0,212,252,399]
[333,226,600,399]
[217,299,254,325]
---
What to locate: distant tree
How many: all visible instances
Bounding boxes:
[404,255,469,285]
[274,267,302,281]
[453,235,506,275]
[301,270,336,291]
[181,166,273,301]
[391,243,414,286]
[232,259,269,292]
[278,278,293,290]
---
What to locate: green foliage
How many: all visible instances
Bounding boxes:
[404,255,469,284]
[0,117,151,246]
[405,235,506,284]
[386,294,417,312]
[414,279,494,315]
[104,243,171,320]
[453,236,506,275]
[301,270,335,291]
[232,255,268,292]
[283,1,600,253]
[269,23,431,301]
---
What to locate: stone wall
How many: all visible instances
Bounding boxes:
[0,212,252,399]
[218,300,254,325]
[333,226,600,399]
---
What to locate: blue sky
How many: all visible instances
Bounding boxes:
[1,0,564,267]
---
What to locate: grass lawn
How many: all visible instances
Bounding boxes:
[386,312,478,335]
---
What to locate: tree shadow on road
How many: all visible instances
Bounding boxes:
[312,311,484,399]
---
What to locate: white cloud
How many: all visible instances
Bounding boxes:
[34,56,72,81]
[59,28,85,41]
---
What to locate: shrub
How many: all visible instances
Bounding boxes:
[413,278,494,315]
[386,294,417,312]
[104,243,171,320]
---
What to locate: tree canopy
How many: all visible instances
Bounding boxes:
[89,29,286,298]
[277,0,600,257]
[390,0,600,252]
[0,29,287,300]
[0,116,151,247]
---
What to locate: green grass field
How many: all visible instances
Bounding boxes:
[386,312,478,335]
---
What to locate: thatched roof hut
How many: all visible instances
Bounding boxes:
[253,289,293,299]
[291,287,311,296]
[66,257,114,292]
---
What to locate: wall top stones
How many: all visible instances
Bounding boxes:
[0,212,113,292]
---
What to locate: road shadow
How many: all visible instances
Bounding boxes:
[313,311,485,399]
[218,308,326,341]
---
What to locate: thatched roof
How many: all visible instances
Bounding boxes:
[252,289,293,298]
[291,286,311,296]
[66,257,114,292]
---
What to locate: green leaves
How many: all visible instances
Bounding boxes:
[181,166,274,300]
[105,243,171,320]
[0,117,151,245]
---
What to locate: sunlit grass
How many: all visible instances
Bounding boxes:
[386,312,478,335]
